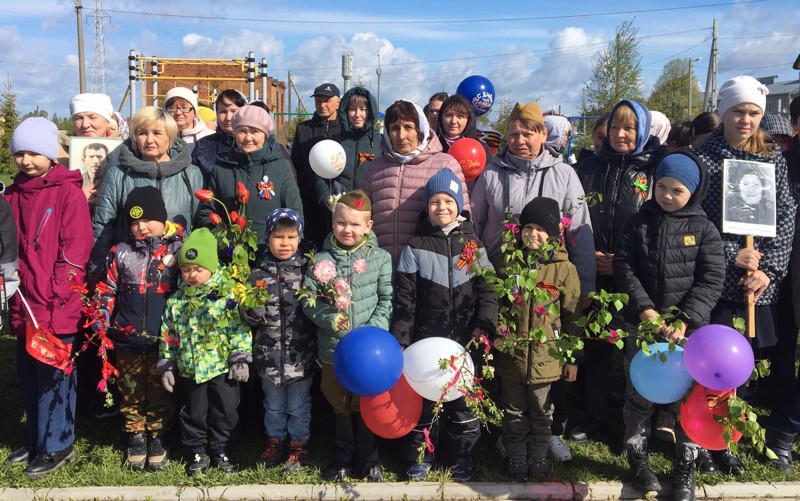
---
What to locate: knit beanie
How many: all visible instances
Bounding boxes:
[717,76,769,119]
[264,208,303,242]
[508,102,544,127]
[520,197,561,237]
[11,117,58,162]
[424,168,464,213]
[179,228,218,273]
[124,186,168,226]
[655,153,701,194]
[337,189,372,213]
[232,105,274,136]
[164,87,198,111]
[69,93,114,123]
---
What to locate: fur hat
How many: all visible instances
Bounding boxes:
[164,87,198,111]
[424,168,464,214]
[337,189,372,213]
[69,93,114,123]
[11,117,58,162]
[717,76,769,119]
[520,197,561,237]
[124,186,168,226]
[179,228,218,273]
[232,105,274,136]
[656,153,701,194]
[509,102,544,127]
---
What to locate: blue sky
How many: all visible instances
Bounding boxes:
[2,0,799,120]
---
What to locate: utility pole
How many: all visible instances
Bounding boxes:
[75,0,86,93]
[703,19,719,112]
[376,52,382,114]
[287,71,292,115]
[342,54,352,92]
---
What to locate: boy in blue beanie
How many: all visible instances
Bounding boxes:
[613,151,726,500]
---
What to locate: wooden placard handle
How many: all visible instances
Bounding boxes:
[744,235,756,338]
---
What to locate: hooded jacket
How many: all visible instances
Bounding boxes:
[245,251,317,386]
[362,131,471,263]
[472,145,596,296]
[301,231,393,364]
[695,131,796,305]
[392,211,497,347]
[91,138,203,281]
[492,245,582,385]
[94,222,183,352]
[613,151,726,328]
[5,165,92,335]
[206,142,303,256]
[576,100,665,291]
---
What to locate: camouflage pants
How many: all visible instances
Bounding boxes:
[116,349,175,434]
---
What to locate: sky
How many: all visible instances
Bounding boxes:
[1,0,799,121]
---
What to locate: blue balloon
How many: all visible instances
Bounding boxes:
[333,326,404,397]
[630,343,693,404]
[456,75,495,117]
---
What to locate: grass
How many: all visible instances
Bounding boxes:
[0,332,797,489]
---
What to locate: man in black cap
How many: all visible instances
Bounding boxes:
[290,83,343,247]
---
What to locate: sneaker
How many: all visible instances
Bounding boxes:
[406,461,432,481]
[127,432,147,471]
[548,435,573,462]
[284,440,310,473]
[257,437,287,468]
[450,457,474,482]
[146,433,169,471]
[323,462,352,482]
[212,452,236,473]
[654,409,676,443]
[187,452,210,476]
[365,464,384,483]
[528,456,550,477]
[507,455,528,482]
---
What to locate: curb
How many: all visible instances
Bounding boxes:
[3,481,800,501]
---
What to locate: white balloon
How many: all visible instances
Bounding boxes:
[309,139,346,179]
[403,337,474,402]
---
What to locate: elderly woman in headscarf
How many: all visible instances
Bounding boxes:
[361,99,470,262]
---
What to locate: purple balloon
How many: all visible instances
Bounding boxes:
[683,324,754,391]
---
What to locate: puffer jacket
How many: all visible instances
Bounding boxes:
[472,145,596,296]
[94,222,183,352]
[5,165,92,335]
[362,134,471,262]
[492,246,582,384]
[302,231,393,364]
[206,142,303,255]
[392,211,497,347]
[245,253,317,386]
[695,131,796,305]
[613,151,726,328]
[160,270,252,384]
[91,138,203,281]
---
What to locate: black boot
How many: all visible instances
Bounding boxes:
[673,452,696,501]
[694,447,717,474]
[627,443,661,492]
[766,427,796,473]
[713,448,745,475]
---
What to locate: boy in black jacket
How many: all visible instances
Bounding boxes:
[613,152,726,500]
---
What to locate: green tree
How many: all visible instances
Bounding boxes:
[491,98,514,150]
[0,76,19,175]
[587,19,643,114]
[647,58,703,123]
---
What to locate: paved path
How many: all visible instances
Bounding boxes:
[3,481,800,500]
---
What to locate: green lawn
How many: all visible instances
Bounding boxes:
[0,333,797,488]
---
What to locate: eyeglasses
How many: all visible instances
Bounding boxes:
[167,106,193,114]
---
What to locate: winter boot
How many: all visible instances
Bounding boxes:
[285,440,310,473]
[672,452,696,501]
[126,432,147,471]
[257,437,287,468]
[766,427,796,473]
[627,443,661,492]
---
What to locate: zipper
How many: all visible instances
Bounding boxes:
[278,270,286,385]
[446,233,455,339]
[33,208,53,249]
[141,238,154,338]
[656,213,667,306]
[606,159,625,252]
[393,163,406,258]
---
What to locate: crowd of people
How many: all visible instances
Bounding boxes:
[1,74,799,501]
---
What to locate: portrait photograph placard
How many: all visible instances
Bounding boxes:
[68,137,123,189]
[722,159,776,238]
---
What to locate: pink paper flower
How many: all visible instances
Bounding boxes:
[335,294,351,312]
[334,278,351,296]
[313,260,337,284]
[353,258,367,274]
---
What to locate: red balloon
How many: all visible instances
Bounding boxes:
[679,383,743,450]
[360,375,423,439]
[448,138,487,182]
